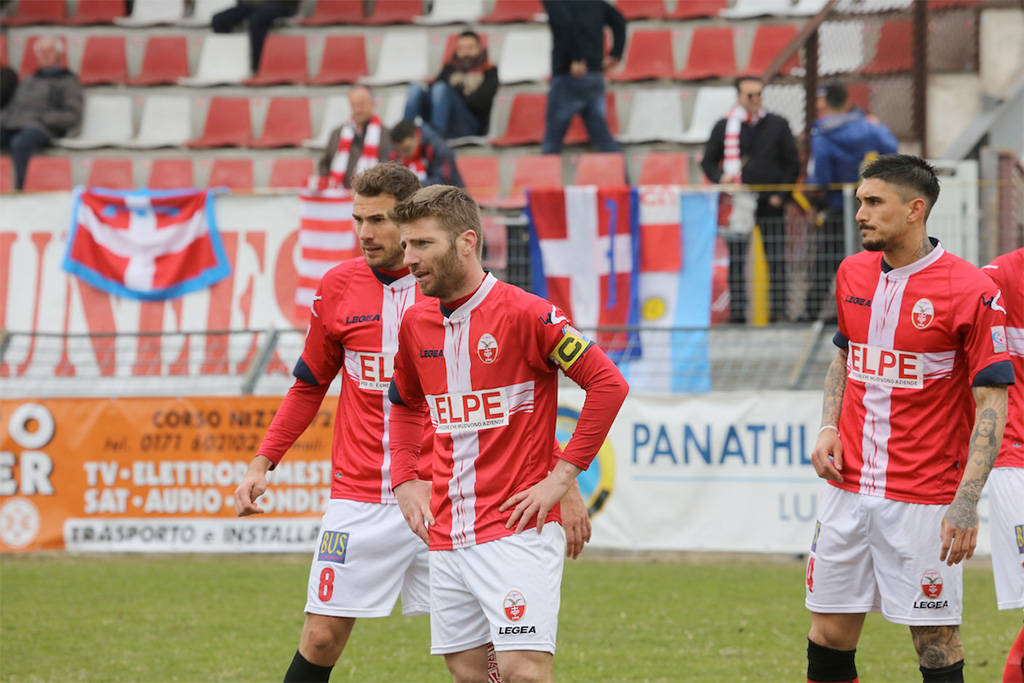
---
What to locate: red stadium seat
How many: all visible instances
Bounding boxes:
[245,35,308,86]
[0,157,13,193]
[480,0,542,23]
[208,159,254,191]
[130,36,189,85]
[309,35,368,84]
[616,0,665,20]
[78,36,128,85]
[23,156,72,192]
[87,158,134,189]
[251,97,312,148]
[68,0,127,24]
[846,82,870,113]
[442,32,490,65]
[490,93,546,146]
[2,0,67,25]
[147,159,194,189]
[608,29,674,82]
[667,0,725,19]
[299,0,366,25]
[188,98,253,148]
[742,24,800,77]
[862,20,912,74]
[677,26,736,80]
[18,35,68,76]
[637,151,689,186]
[574,153,626,186]
[564,92,619,145]
[1,35,7,67]
[268,158,314,189]
[498,154,562,208]
[456,155,500,204]
[363,0,422,24]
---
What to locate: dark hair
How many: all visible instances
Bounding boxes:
[861,154,940,217]
[734,75,763,91]
[351,162,421,201]
[823,81,848,109]
[390,119,417,144]
[457,29,480,41]
[388,185,483,257]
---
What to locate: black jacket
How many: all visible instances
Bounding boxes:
[542,0,626,75]
[435,62,499,134]
[700,112,800,188]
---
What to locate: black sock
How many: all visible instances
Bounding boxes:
[283,649,333,683]
[807,638,858,682]
[920,659,964,682]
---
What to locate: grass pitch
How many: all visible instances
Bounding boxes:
[1,553,1018,682]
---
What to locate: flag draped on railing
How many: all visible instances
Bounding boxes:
[295,190,359,318]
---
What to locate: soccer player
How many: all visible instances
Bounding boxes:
[385,185,629,682]
[981,247,1024,683]
[805,155,1013,683]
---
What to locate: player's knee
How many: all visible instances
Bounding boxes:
[495,652,553,683]
[300,615,351,664]
[807,638,857,683]
[444,658,487,683]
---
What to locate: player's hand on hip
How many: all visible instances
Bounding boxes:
[810,431,844,482]
[939,498,979,566]
[395,479,433,545]
[559,483,591,560]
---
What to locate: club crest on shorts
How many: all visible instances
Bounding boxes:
[503,590,526,622]
[911,298,934,330]
[920,569,943,599]
[477,333,498,364]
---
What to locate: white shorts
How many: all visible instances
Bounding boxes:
[304,498,430,618]
[805,485,962,626]
[428,522,566,656]
[988,467,1024,610]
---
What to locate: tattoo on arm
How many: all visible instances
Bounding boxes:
[821,350,848,427]
[910,625,963,668]
[946,386,1007,529]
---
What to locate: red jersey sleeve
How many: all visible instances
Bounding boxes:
[296,277,346,386]
[389,309,430,488]
[958,273,1013,386]
[256,378,330,467]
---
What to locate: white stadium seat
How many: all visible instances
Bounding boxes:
[125,95,193,149]
[497,30,551,84]
[178,34,252,86]
[720,0,792,19]
[360,31,430,86]
[619,89,688,144]
[303,96,352,150]
[819,21,865,75]
[413,0,485,25]
[114,0,186,26]
[763,84,805,135]
[678,86,736,144]
[56,95,134,149]
[177,0,235,26]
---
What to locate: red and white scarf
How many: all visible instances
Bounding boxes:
[723,105,764,178]
[328,114,382,187]
[398,131,428,182]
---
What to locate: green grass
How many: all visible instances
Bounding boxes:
[1,554,1018,681]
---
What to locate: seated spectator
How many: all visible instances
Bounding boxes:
[317,85,393,189]
[1,65,17,109]
[388,119,464,188]
[211,0,300,72]
[0,37,82,191]
[403,29,498,139]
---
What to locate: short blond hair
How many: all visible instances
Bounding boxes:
[388,185,483,257]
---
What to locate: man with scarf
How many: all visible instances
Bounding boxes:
[388,119,464,189]
[317,85,393,190]
[403,30,498,139]
[701,76,799,324]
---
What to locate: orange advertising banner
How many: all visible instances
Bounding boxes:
[0,397,333,553]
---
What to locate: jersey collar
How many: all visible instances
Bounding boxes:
[881,237,944,279]
[442,273,498,322]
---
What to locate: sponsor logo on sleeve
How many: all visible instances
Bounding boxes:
[317,530,350,564]
[354,352,393,391]
[914,569,949,608]
[503,590,526,622]
[847,342,924,389]
[992,325,1008,354]
[539,305,568,326]
[477,333,498,364]
[911,298,934,330]
[982,291,1006,313]
[550,325,592,372]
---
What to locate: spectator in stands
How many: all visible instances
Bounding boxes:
[403,29,498,140]
[388,119,464,188]
[211,0,299,73]
[540,0,625,154]
[317,85,393,190]
[803,81,898,322]
[0,65,17,109]
[701,76,799,324]
[0,37,82,191]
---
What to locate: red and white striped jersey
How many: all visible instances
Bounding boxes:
[983,247,1024,468]
[298,257,428,503]
[833,241,1013,504]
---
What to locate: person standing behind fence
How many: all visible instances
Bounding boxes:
[700,76,799,323]
[804,82,898,323]
[210,0,299,73]
[317,85,393,190]
[540,0,625,155]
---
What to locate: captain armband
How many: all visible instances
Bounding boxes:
[549,325,593,372]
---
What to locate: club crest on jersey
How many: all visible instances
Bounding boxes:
[317,531,350,564]
[477,333,498,364]
[503,590,526,622]
[920,570,943,599]
[992,326,1007,354]
[911,298,934,330]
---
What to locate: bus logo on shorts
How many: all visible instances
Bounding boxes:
[1015,524,1024,554]
[503,590,526,622]
[920,570,943,599]
[317,531,349,564]
[811,521,820,552]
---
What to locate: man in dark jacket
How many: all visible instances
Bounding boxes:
[404,30,498,139]
[541,0,624,154]
[0,36,82,191]
[388,119,464,188]
[211,0,300,72]
[701,76,799,323]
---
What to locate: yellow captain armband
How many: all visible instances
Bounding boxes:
[549,326,593,372]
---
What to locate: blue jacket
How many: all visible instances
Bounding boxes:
[809,109,898,209]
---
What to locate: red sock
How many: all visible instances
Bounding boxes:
[1005,622,1024,683]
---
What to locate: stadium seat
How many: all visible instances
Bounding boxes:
[619,88,686,143]
[18,35,68,76]
[87,158,134,189]
[497,29,551,84]
[679,86,735,143]
[490,93,546,146]
[208,159,254,191]
[78,36,128,85]
[1,0,67,25]
[0,35,7,67]
[126,95,192,149]
[615,0,665,20]
[720,0,791,18]
[480,0,543,23]
[268,158,314,189]
[304,96,351,149]
[496,154,562,208]
[245,35,308,86]
[361,30,429,85]
[574,153,626,186]
[742,24,800,77]
[0,157,12,193]
[130,36,190,85]
[442,32,490,64]
[382,90,408,127]
[56,95,134,149]
[252,97,312,148]
[146,159,194,189]
[299,0,366,25]
[608,29,675,82]
[68,0,127,25]
[763,84,804,135]
[667,0,725,19]
[677,26,736,80]
[114,0,186,26]
[178,34,251,86]
[861,20,912,74]
[414,0,484,24]
[835,0,910,13]
[309,35,368,84]
[564,92,619,145]
[846,82,870,113]
[363,0,423,24]
[456,155,500,204]
[637,151,689,186]
[23,156,72,192]
[790,0,829,15]
[188,98,253,148]
[178,0,234,26]
[818,21,864,75]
